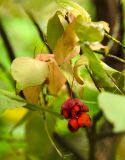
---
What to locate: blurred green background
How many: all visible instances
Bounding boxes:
[0,0,125,160]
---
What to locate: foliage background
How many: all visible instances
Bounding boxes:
[0,0,125,160]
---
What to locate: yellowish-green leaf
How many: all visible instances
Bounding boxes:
[56,0,91,22]
[11,57,49,91]
[54,20,80,65]
[75,16,105,43]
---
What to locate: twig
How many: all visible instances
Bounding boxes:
[43,120,64,159]
[24,103,63,119]
[66,81,76,98]
[91,111,103,132]
[86,111,103,160]
[85,65,101,92]
[106,71,125,95]
[41,93,73,160]
[95,51,125,65]
[0,19,15,61]
[105,32,125,49]
[24,8,52,53]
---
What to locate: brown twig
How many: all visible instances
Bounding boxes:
[95,50,125,65]
[24,8,52,53]
[0,19,15,61]
[85,65,101,92]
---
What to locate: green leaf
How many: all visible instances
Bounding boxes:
[47,11,64,51]
[98,92,125,132]
[11,57,49,91]
[82,45,113,89]
[0,89,27,112]
[56,0,91,22]
[75,17,105,43]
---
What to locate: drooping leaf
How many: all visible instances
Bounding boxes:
[75,16,105,43]
[54,20,80,65]
[98,92,125,132]
[0,89,27,112]
[48,60,66,95]
[36,54,66,95]
[73,55,88,85]
[56,0,91,22]
[47,11,64,51]
[11,57,49,91]
[23,85,42,104]
[73,66,84,85]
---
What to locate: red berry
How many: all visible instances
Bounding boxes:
[61,98,89,119]
[71,105,81,118]
[61,109,70,119]
[61,98,75,118]
[68,118,79,132]
[78,112,91,127]
[73,98,89,112]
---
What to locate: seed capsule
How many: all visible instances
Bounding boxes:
[78,112,92,127]
[61,98,89,119]
[68,118,79,132]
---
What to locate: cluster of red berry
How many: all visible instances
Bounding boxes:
[61,98,92,132]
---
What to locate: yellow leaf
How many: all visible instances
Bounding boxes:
[54,20,80,65]
[3,108,28,123]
